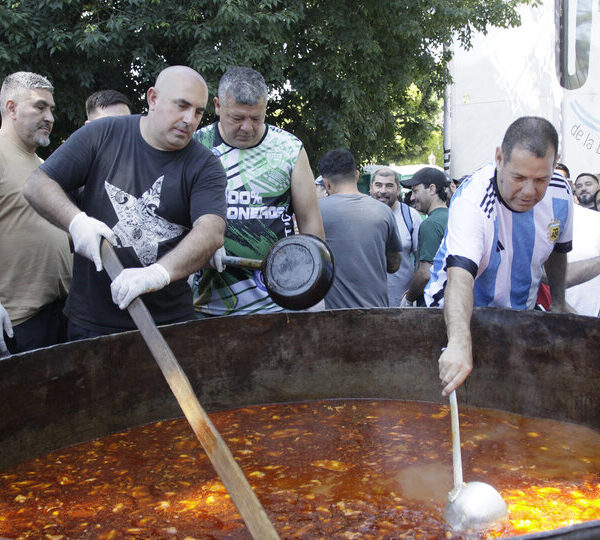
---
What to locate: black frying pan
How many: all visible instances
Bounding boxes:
[221,234,334,310]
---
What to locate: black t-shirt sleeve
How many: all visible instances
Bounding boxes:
[188,147,227,223]
[39,123,101,192]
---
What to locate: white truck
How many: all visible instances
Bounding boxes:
[445,0,600,180]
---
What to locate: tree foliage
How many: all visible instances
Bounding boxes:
[0,0,532,165]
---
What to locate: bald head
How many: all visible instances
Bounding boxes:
[141,65,208,151]
[154,65,207,91]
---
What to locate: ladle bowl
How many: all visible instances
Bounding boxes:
[444,389,508,531]
[445,480,508,531]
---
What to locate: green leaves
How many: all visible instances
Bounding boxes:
[0,0,531,163]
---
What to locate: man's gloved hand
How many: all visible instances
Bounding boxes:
[69,212,117,271]
[110,263,171,310]
[207,246,227,273]
[0,301,14,356]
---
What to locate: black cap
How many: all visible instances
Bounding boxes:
[401,167,448,189]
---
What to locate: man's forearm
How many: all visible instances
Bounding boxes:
[545,251,567,307]
[444,267,474,346]
[23,168,80,231]
[566,255,600,288]
[297,212,325,239]
[405,262,432,302]
[438,266,475,396]
[157,214,226,281]
[386,251,401,273]
[291,147,325,240]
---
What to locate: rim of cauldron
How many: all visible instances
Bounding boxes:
[510,519,600,539]
[1,309,599,538]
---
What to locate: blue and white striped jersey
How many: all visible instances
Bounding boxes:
[425,162,573,310]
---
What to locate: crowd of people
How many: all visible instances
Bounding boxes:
[1,65,599,396]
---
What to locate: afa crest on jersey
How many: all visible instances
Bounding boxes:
[547,219,561,243]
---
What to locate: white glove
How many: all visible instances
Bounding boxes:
[207,246,227,273]
[69,212,117,271]
[0,301,14,356]
[110,263,171,310]
[399,294,414,308]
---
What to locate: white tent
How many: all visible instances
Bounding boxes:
[446,0,600,179]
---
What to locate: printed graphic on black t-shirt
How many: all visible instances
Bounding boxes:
[105,176,186,265]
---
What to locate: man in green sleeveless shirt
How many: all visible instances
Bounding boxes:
[192,67,324,316]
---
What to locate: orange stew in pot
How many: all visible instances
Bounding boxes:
[1,399,599,539]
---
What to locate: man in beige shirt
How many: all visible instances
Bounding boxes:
[0,71,72,354]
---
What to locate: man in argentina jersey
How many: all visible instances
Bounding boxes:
[192,67,324,316]
[424,117,574,397]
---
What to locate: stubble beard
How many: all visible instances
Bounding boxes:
[578,192,596,206]
[34,133,51,148]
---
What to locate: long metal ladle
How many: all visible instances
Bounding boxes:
[101,241,279,540]
[445,389,508,531]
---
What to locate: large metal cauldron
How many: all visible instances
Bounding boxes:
[1,307,599,538]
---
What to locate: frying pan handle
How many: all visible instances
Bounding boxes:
[221,254,263,270]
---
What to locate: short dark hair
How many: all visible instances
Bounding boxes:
[501,116,558,163]
[555,162,570,179]
[85,89,132,118]
[372,167,399,186]
[318,149,356,182]
[575,172,599,185]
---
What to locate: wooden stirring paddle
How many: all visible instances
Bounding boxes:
[101,240,279,540]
